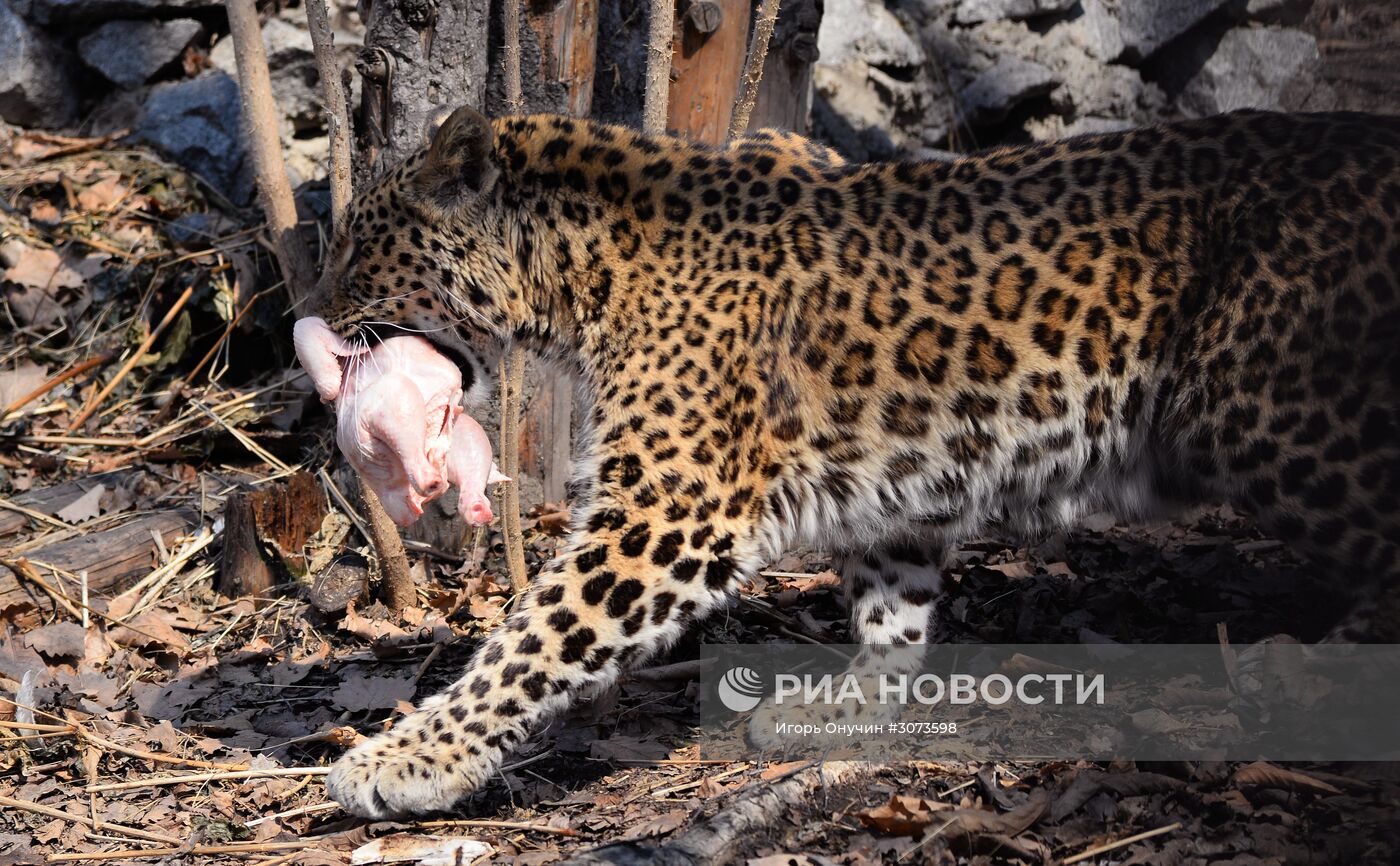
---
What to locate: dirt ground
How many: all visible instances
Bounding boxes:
[3,20,1400,862]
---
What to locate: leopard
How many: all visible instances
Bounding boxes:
[312,105,1400,818]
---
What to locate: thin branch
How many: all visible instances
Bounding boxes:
[502,0,525,114]
[85,766,330,794]
[498,0,530,594]
[47,841,316,862]
[0,794,179,845]
[728,0,782,140]
[1063,822,1183,865]
[642,0,676,135]
[225,0,318,302]
[498,348,529,593]
[67,285,194,431]
[303,0,354,230]
[362,483,417,611]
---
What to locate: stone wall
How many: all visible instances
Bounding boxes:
[812,0,1361,160]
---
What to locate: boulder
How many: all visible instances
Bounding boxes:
[18,0,218,24]
[1176,26,1329,115]
[815,0,951,158]
[0,0,78,127]
[953,0,1078,26]
[1245,0,1313,24]
[1112,0,1237,62]
[958,55,1057,122]
[133,70,254,206]
[1055,0,1125,62]
[79,19,203,88]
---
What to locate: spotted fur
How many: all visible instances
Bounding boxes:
[316,107,1400,817]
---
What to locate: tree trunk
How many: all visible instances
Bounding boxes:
[354,0,493,189]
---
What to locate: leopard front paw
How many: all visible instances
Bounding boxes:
[326,716,493,818]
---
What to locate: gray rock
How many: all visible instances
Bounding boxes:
[79,19,203,88]
[958,55,1057,121]
[818,0,925,68]
[133,71,254,206]
[815,0,949,158]
[1245,0,1312,24]
[1113,0,1236,62]
[0,0,77,127]
[1176,27,1324,115]
[1062,0,1125,62]
[953,0,1077,25]
[18,0,219,25]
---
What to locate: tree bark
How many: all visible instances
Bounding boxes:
[642,0,676,134]
[727,0,782,139]
[304,0,354,229]
[355,0,492,189]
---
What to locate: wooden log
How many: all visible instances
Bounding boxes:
[0,470,132,538]
[667,0,749,143]
[217,472,327,601]
[0,509,197,620]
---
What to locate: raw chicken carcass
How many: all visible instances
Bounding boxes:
[293,317,506,527]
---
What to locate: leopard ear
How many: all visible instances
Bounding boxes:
[412,106,498,211]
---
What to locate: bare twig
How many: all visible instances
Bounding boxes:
[304,0,354,228]
[85,766,330,794]
[47,840,317,862]
[2,351,114,419]
[502,0,525,114]
[0,496,72,531]
[1063,822,1183,865]
[0,794,179,845]
[499,349,529,594]
[498,4,530,594]
[66,285,194,431]
[642,0,676,135]
[78,728,249,772]
[225,0,317,301]
[728,0,782,139]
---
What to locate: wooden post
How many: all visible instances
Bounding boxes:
[518,0,599,505]
[748,0,821,133]
[667,0,748,142]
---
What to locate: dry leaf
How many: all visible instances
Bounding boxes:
[330,672,417,713]
[109,613,189,651]
[76,175,128,211]
[855,793,951,836]
[1232,761,1342,796]
[0,362,48,408]
[351,834,493,865]
[23,622,86,660]
[2,243,83,291]
[55,484,105,523]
